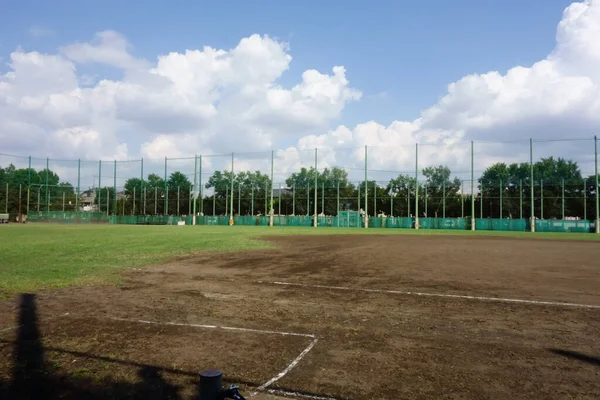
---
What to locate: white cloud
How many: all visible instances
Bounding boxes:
[61,30,149,70]
[2,1,600,186]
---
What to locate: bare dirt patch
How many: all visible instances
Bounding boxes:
[1,234,600,399]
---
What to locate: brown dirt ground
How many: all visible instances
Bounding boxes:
[1,234,600,399]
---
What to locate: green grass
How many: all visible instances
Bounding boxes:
[1,224,598,297]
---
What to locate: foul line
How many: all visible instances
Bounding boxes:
[0,312,70,334]
[106,317,318,398]
[258,281,600,310]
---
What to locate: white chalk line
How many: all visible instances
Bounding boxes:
[104,317,318,399]
[259,281,600,310]
[267,388,340,400]
[0,312,70,334]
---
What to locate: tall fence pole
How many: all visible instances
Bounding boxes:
[26,186,30,216]
[106,188,110,217]
[199,155,203,216]
[238,183,242,216]
[164,157,168,215]
[270,150,274,226]
[364,145,368,228]
[424,186,428,217]
[336,181,340,223]
[357,183,360,214]
[76,159,81,212]
[37,187,40,212]
[519,179,523,219]
[306,182,309,216]
[177,186,181,216]
[279,183,282,216]
[471,141,475,230]
[561,179,565,219]
[584,178,587,221]
[251,185,254,216]
[193,155,198,224]
[314,148,318,227]
[415,143,419,229]
[141,158,144,214]
[390,192,394,217]
[530,138,535,232]
[408,183,411,217]
[27,156,31,215]
[321,182,324,215]
[595,135,599,233]
[4,183,7,213]
[98,160,102,211]
[62,192,65,212]
[230,153,234,223]
[292,184,295,215]
[499,179,503,219]
[541,180,544,220]
[45,158,49,212]
[154,188,158,215]
[113,160,117,215]
[133,187,136,216]
[18,184,22,222]
[374,182,377,217]
[442,181,446,219]
[461,181,464,218]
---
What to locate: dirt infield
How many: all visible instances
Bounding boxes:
[1,234,600,399]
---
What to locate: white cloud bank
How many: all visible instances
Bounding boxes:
[2,0,600,184]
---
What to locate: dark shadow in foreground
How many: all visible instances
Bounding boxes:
[548,348,600,367]
[0,293,254,399]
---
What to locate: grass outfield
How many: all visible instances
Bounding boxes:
[1,224,599,297]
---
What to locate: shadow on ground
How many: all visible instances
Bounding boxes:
[548,348,600,367]
[0,293,253,400]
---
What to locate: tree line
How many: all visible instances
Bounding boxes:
[1,156,598,219]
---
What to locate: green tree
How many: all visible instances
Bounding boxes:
[422,166,461,217]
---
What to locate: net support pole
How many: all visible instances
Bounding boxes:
[113,160,117,215]
[5,183,8,213]
[265,181,267,216]
[415,143,419,229]
[193,155,198,224]
[230,153,234,224]
[37,187,40,212]
[541,180,544,220]
[133,187,136,216]
[391,192,394,217]
[584,178,587,221]
[292,184,295,215]
[337,181,340,226]
[595,135,599,233]
[164,157,168,215]
[424,186,428,218]
[62,192,65,212]
[364,145,368,228]
[321,182,324,215]
[357,183,360,214]
[177,185,180,216]
[26,186,30,216]
[279,183,282,216]
[45,158,49,212]
[27,156,31,215]
[519,179,523,219]
[154,188,157,215]
[188,186,191,217]
[374,182,377,217]
[141,158,144,214]
[98,160,102,212]
[18,184,22,222]
[530,138,535,232]
[76,159,81,212]
[461,180,464,218]
[471,141,475,230]
[199,155,203,216]
[238,183,242,216]
[561,178,565,220]
[306,182,309,216]
[314,148,318,227]
[251,185,254,216]
[106,188,109,217]
[269,151,274,226]
[499,179,502,219]
[443,181,446,219]
[213,190,216,216]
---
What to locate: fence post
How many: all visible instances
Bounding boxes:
[541,180,544,220]
[251,185,254,216]
[292,184,295,215]
[164,157,168,215]
[113,160,117,215]
[4,183,7,213]
[45,158,49,212]
[133,187,136,216]
[415,143,419,229]
[230,153,234,224]
[279,182,282,216]
[98,160,102,211]
[76,159,81,213]
[213,190,216,216]
[336,181,340,226]
[321,182,324,215]
[390,191,394,217]
[62,192,65,212]
[199,155,203,216]
[561,178,565,219]
[471,141,475,230]
[26,186,30,216]
[443,181,446,219]
[461,180,464,218]
[37,187,40,212]
[155,187,158,215]
[106,188,110,217]
[141,158,144,214]
[238,182,241,217]
[364,146,368,228]
[314,148,318,227]
[374,181,377,217]
[193,155,198,224]
[177,185,180,216]
[357,183,360,215]
[583,178,587,221]
[18,184,22,222]
[306,182,310,216]
[530,138,535,232]
[27,156,31,215]
[270,151,274,226]
[595,135,599,233]
[519,179,523,219]
[499,178,502,219]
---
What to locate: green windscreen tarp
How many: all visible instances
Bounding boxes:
[475,218,527,231]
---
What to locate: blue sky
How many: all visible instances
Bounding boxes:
[0,0,574,127]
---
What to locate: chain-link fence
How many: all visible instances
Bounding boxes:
[1,137,598,232]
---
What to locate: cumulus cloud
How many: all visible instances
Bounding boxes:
[1,0,600,186]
